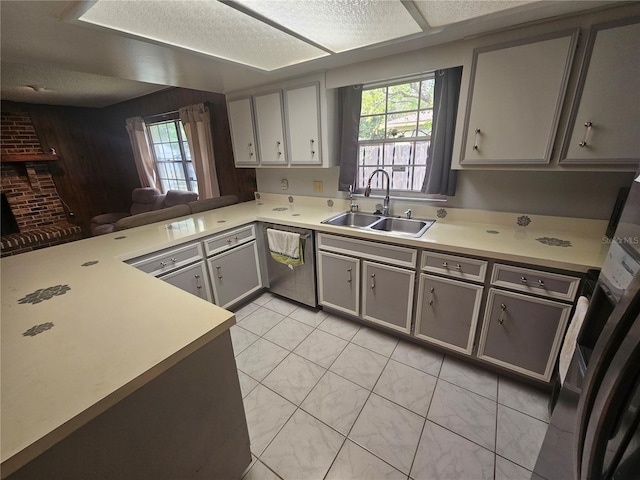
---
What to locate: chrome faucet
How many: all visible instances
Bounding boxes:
[348,185,358,213]
[364,169,390,216]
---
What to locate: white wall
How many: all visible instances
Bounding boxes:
[256,167,634,220]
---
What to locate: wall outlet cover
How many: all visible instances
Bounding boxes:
[280,179,289,190]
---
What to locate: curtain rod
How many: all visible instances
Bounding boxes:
[143,110,179,123]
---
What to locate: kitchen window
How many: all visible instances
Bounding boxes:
[146,117,199,194]
[357,75,435,194]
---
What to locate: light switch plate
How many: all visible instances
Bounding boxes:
[313,181,323,192]
[281,179,289,190]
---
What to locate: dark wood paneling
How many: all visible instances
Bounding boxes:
[3,88,255,236]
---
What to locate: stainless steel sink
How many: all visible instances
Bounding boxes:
[369,217,434,237]
[321,212,382,228]
[321,212,435,238]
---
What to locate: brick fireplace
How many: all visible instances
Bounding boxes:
[1,107,81,257]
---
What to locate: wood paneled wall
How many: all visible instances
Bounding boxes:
[2,88,256,236]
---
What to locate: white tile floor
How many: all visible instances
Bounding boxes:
[232,293,550,480]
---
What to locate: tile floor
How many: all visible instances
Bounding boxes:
[231,293,550,480]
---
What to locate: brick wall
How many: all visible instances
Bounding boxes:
[0,107,81,256]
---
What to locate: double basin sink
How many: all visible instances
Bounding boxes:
[321,212,435,238]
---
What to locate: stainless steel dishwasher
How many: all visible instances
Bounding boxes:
[261,222,317,307]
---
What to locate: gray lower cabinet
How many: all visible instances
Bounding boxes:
[477,288,572,381]
[207,240,263,309]
[414,274,483,355]
[317,250,360,317]
[160,261,212,303]
[362,261,414,334]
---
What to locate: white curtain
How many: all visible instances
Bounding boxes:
[125,117,160,190]
[179,103,220,199]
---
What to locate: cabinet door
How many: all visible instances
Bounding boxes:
[254,91,287,165]
[161,261,212,303]
[477,288,571,381]
[285,83,322,165]
[414,274,483,355]
[561,20,640,164]
[228,97,259,166]
[362,261,414,334]
[208,241,263,309]
[461,30,578,165]
[317,250,360,317]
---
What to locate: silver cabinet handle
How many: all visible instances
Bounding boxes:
[234,236,239,242]
[370,273,376,289]
[521,276,527,284]
[160,261,168,267]
[227,238,233,244]
[442,262,448,268]
[538,279,545,287]
[216,266,222,279]
[170,257,178,263]
[454,264,462,271]
[310,139,315,156]
[248,142,254,158]
[579,121,593,148]
[276,140,282,156]
[498,303,507,325]
[347,267,352,284]
[472,128,481,151]
[428,287,435,306]
[194,274,202,289]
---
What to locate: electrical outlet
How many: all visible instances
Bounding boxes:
[313,181,323,193]
[281,179,289,190]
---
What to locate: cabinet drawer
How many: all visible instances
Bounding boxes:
[491,264,580,301]
[421,251,487,282]
[129,242,203,276]
[478,289,571,381]
[317,233,416,268]
[204,224,256,256]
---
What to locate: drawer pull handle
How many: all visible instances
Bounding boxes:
[473,128,481,151]
[498,303,507,325]
[310,139,316,156]
[227,238,233,244]
[538,279,545,287]
[276,141,282,156]
[370,273,376,289]
[455,264,462,271]
[171,257,178,263]
[194,274,202,289]
[521,276,527,284]
[248,143,254,158]
[160,261,168,267]
[216,266,223,280]
[428,287,435,306]
[442,262,448,268]
[347,267,352,283]
[579,121,593,148]
[235,236,239,241]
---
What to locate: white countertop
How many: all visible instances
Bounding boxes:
[0,194,609,475]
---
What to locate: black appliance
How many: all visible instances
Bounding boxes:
[533,169,640,480]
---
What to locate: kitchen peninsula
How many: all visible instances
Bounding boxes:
[1,194,609,478]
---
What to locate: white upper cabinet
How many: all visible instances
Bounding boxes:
[460,30,578,165]
[285,83,322,165]
[228,97,259,166]
[560,19,640,165]
[228,74,337,168]
[254,91,287,165]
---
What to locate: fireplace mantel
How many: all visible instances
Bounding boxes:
[1,153,58,163]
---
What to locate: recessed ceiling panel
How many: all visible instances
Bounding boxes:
[414,1,535,28]
[233,0,423,52]
[78,0,328,71]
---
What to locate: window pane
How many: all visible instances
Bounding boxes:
[148,124,161,143]
[359,144,383,166]
[384,142,413,166]
[361,88,386,116]
[170,142,182,160]
[160,123,173,143]
[417,110,433,137]
[186,162,197,182]
[412,166,427,191]
[390,166,410,191]
[167,123,179,142]
[366,167,393,190]
[387,112,418,138]
[154,144,166,161]
[420,79,435,109]
[414,141,430,165]
[183,141,191,160]
[162,144,173,162]
[359,115,385,140]
[387,82,420,113]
